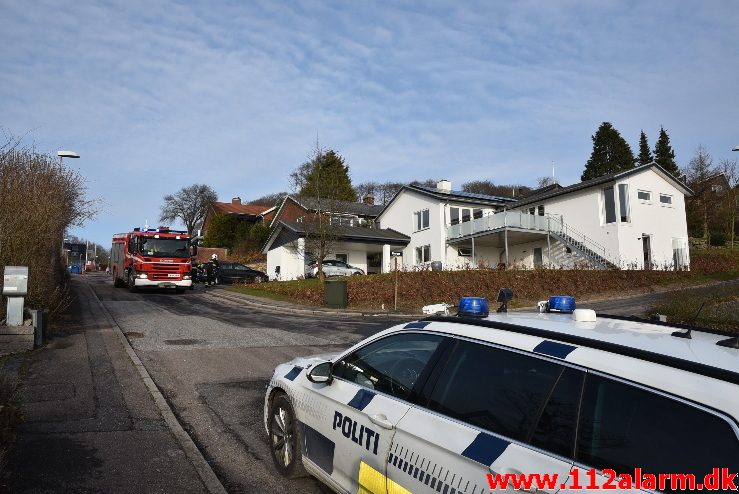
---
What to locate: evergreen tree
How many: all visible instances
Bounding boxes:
[637,130,653,167]
[653,126,681,179]
[295,148,357,202]
[581,122,635,181]
[203,213,238,248]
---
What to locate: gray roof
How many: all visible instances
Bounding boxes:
[513,163,693,209]
[410,185,516,205]
[294,196,384,217]
[263,220,410,252]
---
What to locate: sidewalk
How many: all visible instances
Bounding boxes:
[0,278,219,493]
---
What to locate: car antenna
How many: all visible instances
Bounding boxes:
[716,335,739,349]
[671,302,705,339]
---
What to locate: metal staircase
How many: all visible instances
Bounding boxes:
[547,216,619,269]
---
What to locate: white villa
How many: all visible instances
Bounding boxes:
[264,163,692,280]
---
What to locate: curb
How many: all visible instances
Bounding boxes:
[85,282,228,494]
[204,287,419,319]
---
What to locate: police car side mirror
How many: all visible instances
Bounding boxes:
[307,362,333,385]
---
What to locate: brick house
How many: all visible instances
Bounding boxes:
[202,197,276,236]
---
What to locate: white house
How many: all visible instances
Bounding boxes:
[375,163,692,271]
[263,163,692,279]
[263,221,410,281]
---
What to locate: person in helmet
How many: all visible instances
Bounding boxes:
[206,254,220,286]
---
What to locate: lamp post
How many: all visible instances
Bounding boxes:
[57,150,80,161]
[57,152,79,270]
[732,146,739,152]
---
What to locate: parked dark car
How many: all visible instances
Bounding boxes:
[217,262,268,284]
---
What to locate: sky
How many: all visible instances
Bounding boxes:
[2,0,738,245]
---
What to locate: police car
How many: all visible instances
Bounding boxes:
[264,291,739,494]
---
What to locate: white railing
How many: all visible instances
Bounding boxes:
[446,211,616,267]
[546,215,611,264]
[447,211,548,238]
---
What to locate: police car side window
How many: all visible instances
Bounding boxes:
[529,366,584,458]
[427,340,563,443]
[577,374,739,484]
[332,333,444,401]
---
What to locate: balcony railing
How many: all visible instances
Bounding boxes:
[446,211,617,268]
[447,211,549,239]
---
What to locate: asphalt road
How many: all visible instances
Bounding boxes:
[85,274,407,493]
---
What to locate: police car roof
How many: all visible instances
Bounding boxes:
[420,312,739,382]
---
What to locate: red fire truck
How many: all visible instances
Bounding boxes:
[111,227,193,292]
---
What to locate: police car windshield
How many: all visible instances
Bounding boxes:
[138,237,189,258]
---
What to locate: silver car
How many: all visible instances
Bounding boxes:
[308,260,364,278]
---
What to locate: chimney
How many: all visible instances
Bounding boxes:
[231,197,242,205]
[362,193,375,205]
[436,180,452,193]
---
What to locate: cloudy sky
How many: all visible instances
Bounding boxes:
[2,0,738,244]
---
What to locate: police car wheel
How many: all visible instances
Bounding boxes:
[268,393,306,478]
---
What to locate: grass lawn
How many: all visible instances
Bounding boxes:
[648,282,739,332]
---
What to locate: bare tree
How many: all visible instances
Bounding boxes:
[684,145,716,243]
[536,176,557,189]
[0,134,98,319]
[159,184,218,235]
[719,158,738,248]
[250,192,287,207]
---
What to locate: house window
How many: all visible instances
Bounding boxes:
[335,253,348,263]
[416,245,431,264]
[461,208,471,223]
[711,184,723,193]
[618,184,630,222]
[537,205,545,216]
[473,208,483,219]
[638,190,651,201]
[672,238,688,270]
[603,187,617,224]
[458,247,472,257]
[529,207,536,215]
[450,207,460,225]
[414,209,430,231]
[659,194,672,205]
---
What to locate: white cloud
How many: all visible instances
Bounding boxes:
[1,0,737,242]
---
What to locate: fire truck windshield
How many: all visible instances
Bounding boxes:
[137,237,190,258]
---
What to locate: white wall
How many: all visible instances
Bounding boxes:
[522,168,689,269]
[613,170,689,269]
[378,190,444,269]
[268,240,377,281]
[267,241,304,281]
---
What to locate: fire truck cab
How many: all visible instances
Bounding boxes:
[111,227,193,292]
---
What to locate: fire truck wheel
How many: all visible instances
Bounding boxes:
[127,271,138,292]
[113,272,125,288]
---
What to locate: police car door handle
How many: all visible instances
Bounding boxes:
[368,414,394,430]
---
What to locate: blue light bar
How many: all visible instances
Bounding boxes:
[548,295,576,313]
[458,297,489,318]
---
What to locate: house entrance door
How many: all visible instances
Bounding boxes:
[642,234,652,270]
[533,247,543,267]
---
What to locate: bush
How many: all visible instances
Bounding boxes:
[709,231,727,247]
[0,138,95,321]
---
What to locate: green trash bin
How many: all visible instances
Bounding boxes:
[324,280,348,309]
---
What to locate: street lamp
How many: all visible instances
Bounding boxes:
[57,150,80,160]
[733,146,739,152]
